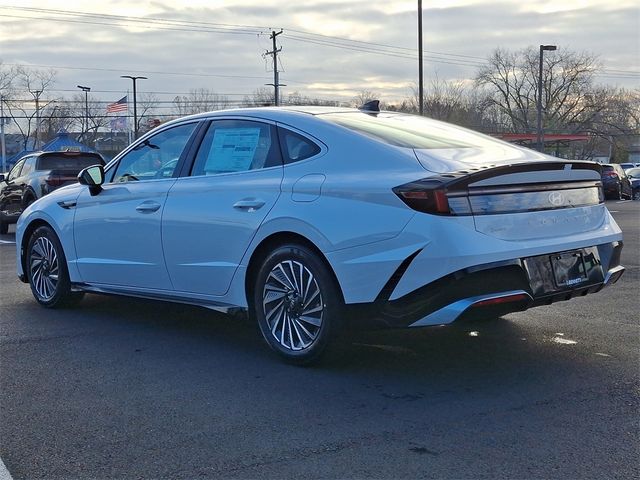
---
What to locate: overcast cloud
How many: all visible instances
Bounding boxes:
[0,0,637,109]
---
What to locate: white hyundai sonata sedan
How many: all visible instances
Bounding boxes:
[16,105,625,363]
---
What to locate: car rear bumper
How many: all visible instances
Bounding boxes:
[347,241,624,329]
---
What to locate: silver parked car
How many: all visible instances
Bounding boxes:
[16,105,624,363]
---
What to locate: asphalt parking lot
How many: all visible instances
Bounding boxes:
[0,200,638,479]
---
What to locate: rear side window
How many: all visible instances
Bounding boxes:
[278,128,321,164]
[20,157,37,176]
[191,120,281,176]
[37,154,104,171]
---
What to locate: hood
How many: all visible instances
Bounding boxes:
[413,143,552,174]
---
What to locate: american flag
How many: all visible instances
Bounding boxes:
[106,96,128,113]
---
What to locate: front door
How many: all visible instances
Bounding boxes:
[73,122,199,290]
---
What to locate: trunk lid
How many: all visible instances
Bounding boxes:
[405,155,606,241]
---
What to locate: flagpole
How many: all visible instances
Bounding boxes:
[127,89,132,145]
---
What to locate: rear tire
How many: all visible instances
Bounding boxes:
[26,225,84,308]
[0,221,7,235]
[253,243,344,365]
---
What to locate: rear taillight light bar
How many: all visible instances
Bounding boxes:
[393,179,603,216]
[45,177,64,187]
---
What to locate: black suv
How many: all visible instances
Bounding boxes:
[601,163,632,200]
[0,151,105,233]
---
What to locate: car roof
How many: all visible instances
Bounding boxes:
[158,106,399,129]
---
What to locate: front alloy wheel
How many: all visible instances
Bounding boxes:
[30,235,60,301]
[27,225,83,308]
[254,244,343,364]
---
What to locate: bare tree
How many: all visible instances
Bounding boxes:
[172,88,229,116]
[351,90,379,108]
[242,87,275,107]
[406,75,469,124]
[2,66,57,149]
[475,46,601,134]
[285,91,341,107]
[134,92,159,135]
[0,62,14,97]
[66,93,112,146]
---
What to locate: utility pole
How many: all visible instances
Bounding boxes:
[1,96,6,173]
[30,89,43,149]
[265,30,285,106]
[418,0,424,116]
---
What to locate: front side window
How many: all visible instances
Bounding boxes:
[191,120,281,176]
[112,123,197,183]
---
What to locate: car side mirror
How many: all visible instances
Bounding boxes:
[78,164,105,195]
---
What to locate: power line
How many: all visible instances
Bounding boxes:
[0,4,488,66]
[1,62,273,81]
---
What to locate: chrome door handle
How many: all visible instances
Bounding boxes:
[233,199,265,211]
[136,201,161,213]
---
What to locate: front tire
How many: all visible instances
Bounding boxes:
[26,225,84,308]
[253,244,343,365]
[0,220,7,235]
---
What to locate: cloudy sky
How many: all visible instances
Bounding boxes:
[0,0,638,112]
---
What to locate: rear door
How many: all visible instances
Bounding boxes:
[163,118,283,296]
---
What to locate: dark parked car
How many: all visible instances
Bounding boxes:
[625,167,640,200]
[0,151,104,233]
[601,163,632,200]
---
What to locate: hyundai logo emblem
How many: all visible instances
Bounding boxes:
[549,192,565,206]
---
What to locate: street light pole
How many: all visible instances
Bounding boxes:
[418,0,424,116]
[0,96,6,173]
[77,85,91,140]
[120,75,147,140]
[29,89,43,149]
[537,44,557,153]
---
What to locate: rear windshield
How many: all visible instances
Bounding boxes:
[37,154,103,171]
[320,112,501,149]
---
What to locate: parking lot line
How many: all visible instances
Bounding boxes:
[0,240,15,245]
[0,458,13,480]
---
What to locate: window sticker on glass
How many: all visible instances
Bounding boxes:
[206,128,261,173]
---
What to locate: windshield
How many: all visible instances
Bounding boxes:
[320,112,502,149]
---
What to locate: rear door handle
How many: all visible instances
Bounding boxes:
[136,201,162,213]
[233,199,265,211]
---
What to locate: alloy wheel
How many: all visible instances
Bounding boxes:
[29,236,60,301]
[262,260,324,351]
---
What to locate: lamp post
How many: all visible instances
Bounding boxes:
[418,0,424,116]
[120,75,147,139]
[77,85,90,140]
[1,96,6,174]
[29,89,43,149]
[537,44,557,153]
